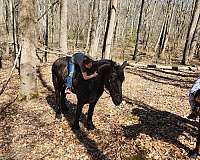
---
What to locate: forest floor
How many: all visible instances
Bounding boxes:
[1,55,200,160]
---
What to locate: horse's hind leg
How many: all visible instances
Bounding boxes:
[54,89,62,119]
[60,87,68,113]
[52,73,62,119]
[72,101,84,130]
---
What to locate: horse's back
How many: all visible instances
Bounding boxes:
[52,57,68,73]
[52,57,69,89]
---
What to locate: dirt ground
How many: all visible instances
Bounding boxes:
[1,57,200,160]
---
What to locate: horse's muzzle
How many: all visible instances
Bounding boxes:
[112,95,122,106]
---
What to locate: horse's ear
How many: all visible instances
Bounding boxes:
[111,59,116,67]
[121,61,128,70]
[98,64,111,74]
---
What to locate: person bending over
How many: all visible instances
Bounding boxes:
[65,52,98,94]
[187,76,200,120]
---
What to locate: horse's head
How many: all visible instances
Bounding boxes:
[99,60,127,106]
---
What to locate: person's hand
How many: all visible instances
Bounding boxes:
[93,71,98,77]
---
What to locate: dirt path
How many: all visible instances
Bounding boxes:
[1,62,200,160]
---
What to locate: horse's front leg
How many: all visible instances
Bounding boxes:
[189,118,200,159]
[72,101,84,130]
[87,99,99,130]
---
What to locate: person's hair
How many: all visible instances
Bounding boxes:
[83,56,92,65]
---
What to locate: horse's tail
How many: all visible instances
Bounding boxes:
[51,57,68,90]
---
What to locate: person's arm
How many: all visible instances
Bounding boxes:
[82,72,98,80]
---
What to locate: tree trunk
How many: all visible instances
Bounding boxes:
[93,0,102,56]
[3,0,11,55]
[89,0,102,58]
[88,0,97,57]
[132,0,145,60]
[10,0,17,62]
[121,0,131,42]
[113,0,121,45]
[144,0,157,50]
[86,0,94,50]
[44,0,49,62]
[59,0,68,53]
[188,16,200,61]
[19,0,38,99]
[121,0,131,44]
[75,0,80,47]
[182,0,200,65]
[51,0,54,44]
[155,1,171,60]
[172,1,184,50]
[161,1,176,59]
[102,0,117,59]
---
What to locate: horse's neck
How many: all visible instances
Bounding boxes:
[94,60,112,84]
[96,59,112,66]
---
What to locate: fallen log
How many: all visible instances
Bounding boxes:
[127,62,198,71]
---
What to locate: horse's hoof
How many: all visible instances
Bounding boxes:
[87,124,95,130]
[188,150,198,159]
[72,124,80,130]
[55,113,62,120]
[61,108,68,114]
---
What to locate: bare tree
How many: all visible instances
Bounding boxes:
[102,0,117,59]
[3,0,11,55]
[88,0,97,57]
[132,0,145,60]
[154,0,174,61]
[89,0,102,58]
[121,0,131,43]
[182,0,200,64]
[161,0,176,60]
[0,0,199,69]
[10,0,17,60]
[143,0,157,51]
[18,0,38,99]
[59,0,68,53]
[75,0,80,47]
[113,0,121,45]
[86,0,94,50]
[43,0,49,62]
[190,17,200,58]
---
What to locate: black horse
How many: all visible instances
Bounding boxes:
[52,57,127,130]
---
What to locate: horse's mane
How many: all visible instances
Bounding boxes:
[92,59,116,75]
[96,59,114,66]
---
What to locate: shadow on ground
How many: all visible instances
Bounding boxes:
[126,68,198,89]
[122,96,198,154]
[46,94,108,160]
[38,65,108,159]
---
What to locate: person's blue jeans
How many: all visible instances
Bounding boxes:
[66,57,75,89]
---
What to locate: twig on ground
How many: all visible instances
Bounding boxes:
[0,95,18,113]
[0,45,21,96]
[36,47,70,56]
